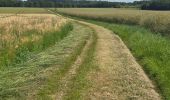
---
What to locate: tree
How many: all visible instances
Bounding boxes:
[141,0,170,10]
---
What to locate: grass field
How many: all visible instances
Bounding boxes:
[56,9,170,99]
[57,8,170,36]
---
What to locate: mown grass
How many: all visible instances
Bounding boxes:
[0,22,90,99]
[13,22,73,64]
[63,24,97,100]
[0,7,48,14]
[36,23,92,100]
[54,12,170,99]
[0,23,73,99]
[56,8,170,36]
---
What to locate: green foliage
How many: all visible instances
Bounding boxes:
[15,46,30,64]
[141,0,170,10]
[41,23,73,50]
[0,0,140,8]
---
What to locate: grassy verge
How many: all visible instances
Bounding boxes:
[63,25,97,100]
[56,13,170,99]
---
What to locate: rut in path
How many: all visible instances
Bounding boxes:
[77,21,161,100]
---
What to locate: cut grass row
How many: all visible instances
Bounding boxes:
[0,22,90,99]
[63,22,97,100]
[56,13,170,99]
[36,22,94,99]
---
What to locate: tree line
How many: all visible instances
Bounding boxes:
[0,0,138,8]
[141,0,170,10]
[0,0,169,10]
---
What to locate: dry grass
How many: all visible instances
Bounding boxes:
[0,14,13,18]
[0,14,68,66]
[57,8,170,35]
[83,22,160,100]
[0,22,88,100]
[0,7,48,14]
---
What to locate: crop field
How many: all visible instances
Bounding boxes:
[0,7,169,100]
[0,14,68,67]
[0,14,13,18]
[0,7,48,13]
[57,8,170,35]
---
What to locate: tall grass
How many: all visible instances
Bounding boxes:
[0,14,69,67]
[57,8,170,35]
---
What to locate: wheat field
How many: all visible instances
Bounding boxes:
[57,8,170,35]
[0,14,68,66]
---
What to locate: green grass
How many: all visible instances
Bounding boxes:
[0,22,90,99]
[0,7,48,13]
[54,12,170,99]
[63,25,97,100]
[36,23,92,99]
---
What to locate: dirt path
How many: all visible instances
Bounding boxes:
[48,12,161,99]
[76,21,161,100]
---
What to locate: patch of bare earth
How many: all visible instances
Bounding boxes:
[51,23,93,100]
[78,21,161,100]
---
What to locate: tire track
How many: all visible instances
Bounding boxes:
[51,22,94,100]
